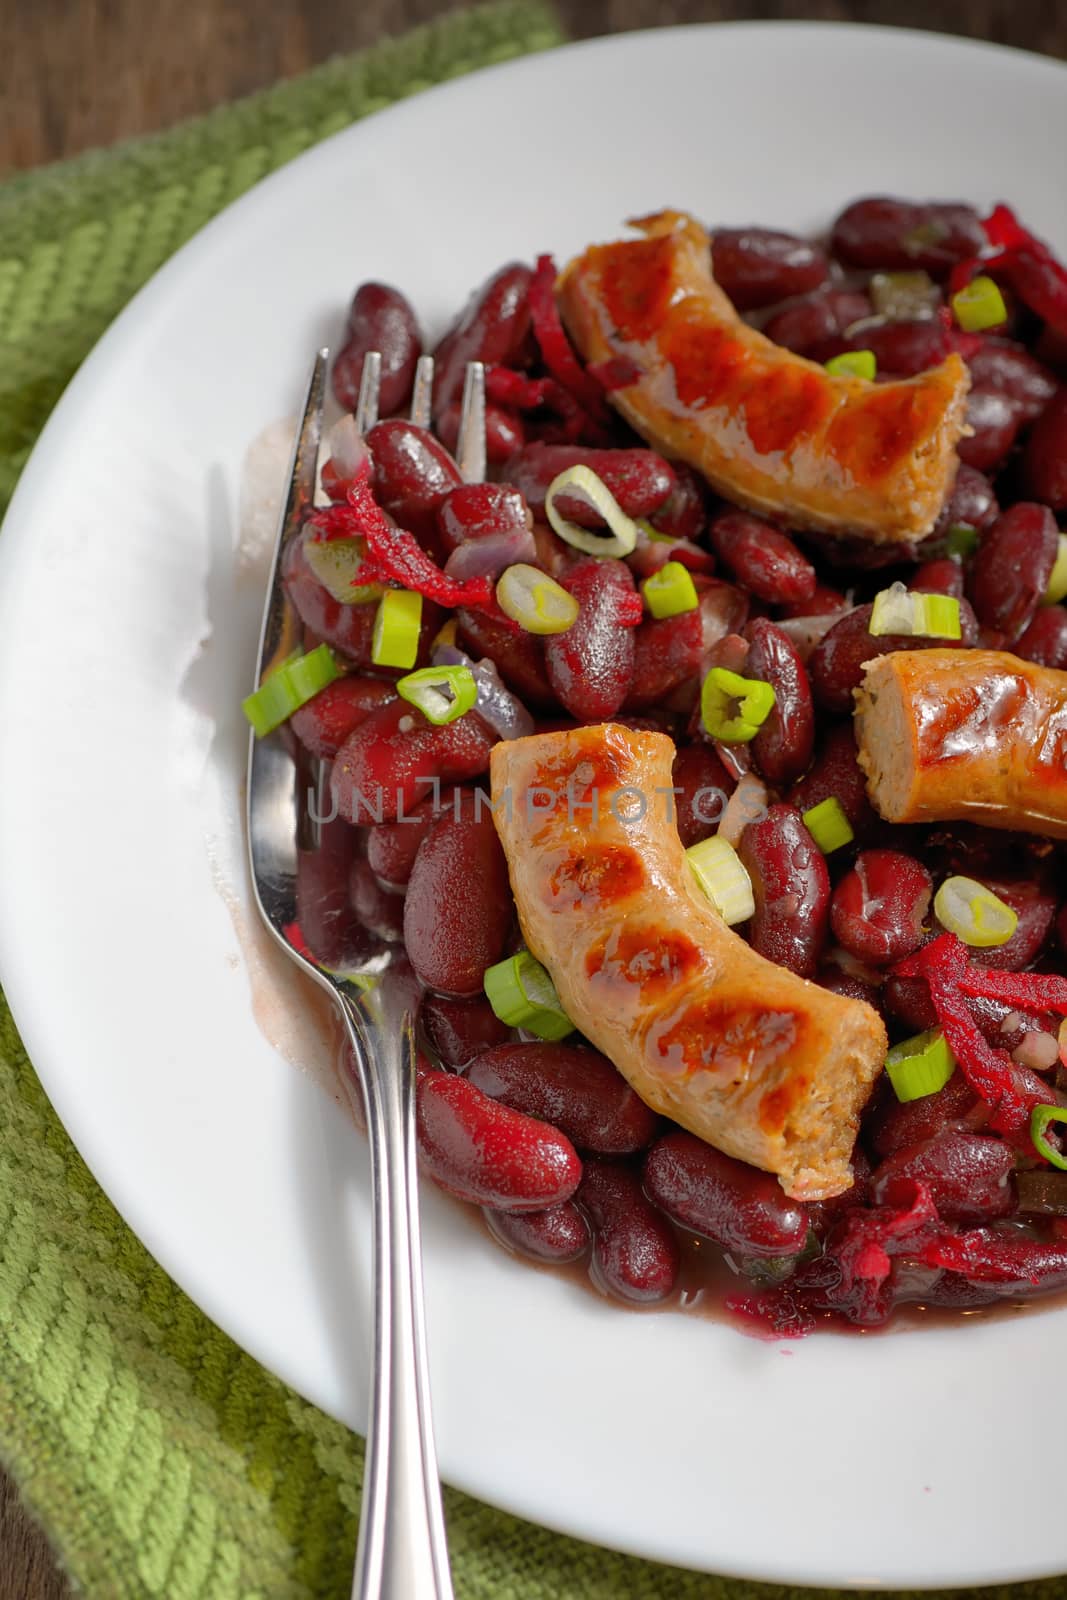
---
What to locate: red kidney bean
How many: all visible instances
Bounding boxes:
[808,599,977,714]
[672,742,732,848]
[367,419,463,551]
[871,1131,1016,1224]
[403,811,512,995]
[967,338,1058,421]
[830,316,952,377]
[737,804,830,978]
[1015,605,1067,669]
[744,618,815,787]
[437,399,525,465]
[763,288,871,356]
[290,677,397,761]
[708,511,816,605]
[910,558,964,600]
[1023,386,1067,509]
[332,282,422,417]
[966,502,1059,642]
[544,557,637,721]
[432,262,533,419]
[295,814,370,969]
[365,786,470,888]
[466,1042,659,1155]
[920,1272,999,1309]
[881,972,939,1034]
[867,1070,983,1160]
[830,197,985,273]
[710,227,829,310]
[455,608,555,709]
[830,849,932,966]
[929,463,1000,542]
[331,699,496,824]
[421,992,511,1068]
[577,1157,679,1303]
[931,1233,1067,1297]
[625,607,705,710]
[643,1130,808,1258]
[967,876,1058,972]
[437,482,530,553]
[698,578,750,653]
[789,719,877,840]
[646,462,708,542]
[778,580,850,620]
[504,443,676,525]
[957,389,1025,473]
[348,857,405,942]
[484,1202,591,1263]
[1058,903,1067,955]
[417,1069,581,1212]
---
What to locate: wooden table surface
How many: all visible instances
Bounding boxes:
[2,0,1066,1594]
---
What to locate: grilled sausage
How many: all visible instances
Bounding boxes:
[489,724,887,1200]
[557,210,971,544]
[854,649,1067,838]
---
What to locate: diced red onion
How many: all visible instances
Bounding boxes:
[433,642,535,740]
[325,414,370,482]
[776,611,853,662]
[1011,1030,1061,1072]
[443,526,537,583]
[627,530,714,578]
[718,772,769,848]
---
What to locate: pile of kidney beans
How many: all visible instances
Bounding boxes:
[282,195,1067,1334]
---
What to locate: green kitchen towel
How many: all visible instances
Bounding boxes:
[0,6,1064,1597]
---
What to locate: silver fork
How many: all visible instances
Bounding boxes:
[246,350,484,1599]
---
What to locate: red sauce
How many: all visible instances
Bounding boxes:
[651,998,801,1079]
[825,383,940,482]
[547,844,645,911]
[597,236,677,343]
[585,925,704,1000]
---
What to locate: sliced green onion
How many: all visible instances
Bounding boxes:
[802,796,855,854]
[484,951,575,1041]
[637,518,676,544]
[686,835,755,925]
[700,667,776,743]
[869,581,961,639]
[242,644,343,737]
[945,523,979,559]
[1044,534,1067,605]
[869,270,939,319]
[641,560,699,620]
[1031,1105,1067,1172]
[371,589,422,669]
[934,875,1018,948]
[544,465,639,557]
[396,665,477,726]
[304,536,383,604]
[951,274,1008,333]
[825,349,877,381]
[885,1029,956,1104]
[496,563,579,634]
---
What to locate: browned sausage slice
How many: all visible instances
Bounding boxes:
[557,209,971,544]
[489,723,887,1200]
[855,648,1067,838]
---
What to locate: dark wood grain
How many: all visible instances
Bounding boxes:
[2,1,1066,1595]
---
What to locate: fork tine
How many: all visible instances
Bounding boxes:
[356,350,382,434]
[409,354,434,428]
[251,349,328,686]
[456,360,486,484]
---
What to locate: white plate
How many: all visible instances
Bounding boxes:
[1,21,1065,1589]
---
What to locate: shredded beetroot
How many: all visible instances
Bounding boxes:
[914,1229,1067,1289]
[528,254,614,428]
[310,463,496,612]
[283,920,314,962]
[892,934,1052,1145]
[958,967,1067,1016]
[485,367,557,409]
[948,204,1067,334]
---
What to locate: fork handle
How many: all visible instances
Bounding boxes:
[339,992,454,1600]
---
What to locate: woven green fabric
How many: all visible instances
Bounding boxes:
[0,7,1065,1597]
